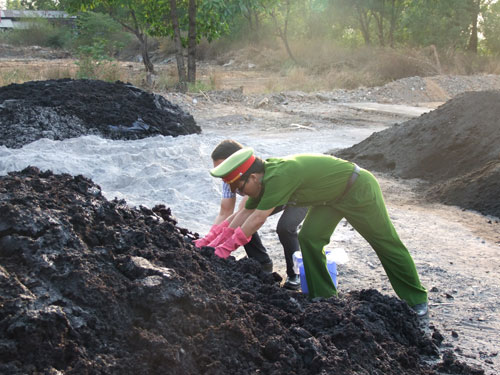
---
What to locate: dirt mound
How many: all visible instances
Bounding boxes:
[0,167,485,374]
[335,91,500,218]
[362,75,500,104]
[426,160,500,218]
[0,79,200,149]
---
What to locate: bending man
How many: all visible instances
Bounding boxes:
[195,140,307,288]
[208,147,428,316]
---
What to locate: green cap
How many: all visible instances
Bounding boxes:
[210,147,255,185]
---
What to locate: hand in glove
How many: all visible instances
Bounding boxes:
[194,221,229,248]
[207,225,234,248]
[214,227,251,259]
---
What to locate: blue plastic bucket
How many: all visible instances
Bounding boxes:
[293,251,337,294]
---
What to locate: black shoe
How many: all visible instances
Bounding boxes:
[260,261,273,274]
[411,302,428,317]
[283,274,300,290]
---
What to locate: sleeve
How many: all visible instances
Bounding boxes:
[246,161,303,210]
[221,182,236,199]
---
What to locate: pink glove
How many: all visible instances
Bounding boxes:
[214,227,252,259]
[207,226,234,247]
[194,221,228,248]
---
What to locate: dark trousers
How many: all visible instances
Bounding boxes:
[244,205,308,275]
[244,232,271,265]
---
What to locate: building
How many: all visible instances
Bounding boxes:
[0,10,76,30]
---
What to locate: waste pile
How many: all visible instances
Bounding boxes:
[0,167,484,374]
[336,90,500,218]
[0,79,200,149]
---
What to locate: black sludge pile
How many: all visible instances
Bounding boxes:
[335,91,500,218]
[0,168,484,374]
[0,79,200,149]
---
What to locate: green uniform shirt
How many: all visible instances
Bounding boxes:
[246,154,355,210]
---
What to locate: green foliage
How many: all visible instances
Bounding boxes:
[72,12,131,57]
[146,0,241,44]
[187,79,215,93]
[19,0,61,10]
[6,0,23,9]
[1,18,73,49]
[194,0,235,41]
[74,38,116,79]
[338,28,365,48]
[482,2,500,55]
[399,0,472,49]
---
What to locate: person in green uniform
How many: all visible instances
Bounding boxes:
[209,147,429,317]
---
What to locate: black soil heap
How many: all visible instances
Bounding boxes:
[0,79,200,149]
[336,91,500,218]
[0,168,484,375]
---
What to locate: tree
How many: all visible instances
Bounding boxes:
[239,0,263,38]
[329,0,408,47]
[400,0,474,50]
[482,1,500,55]
[146,0,239,87]
[73,11,132,57]
[267,0,299,63]
[329,0,374,45]
[63,0,159,75]
[187,0,196,82]
[369,0,408,47]
[465,0,495,54]
[466,0,480,52]
[19,0,60,9]
[354,1,372,45]
[169,0,187,90]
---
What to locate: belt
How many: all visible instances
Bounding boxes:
[335,164,361,202]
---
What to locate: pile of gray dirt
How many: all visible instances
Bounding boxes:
[335,90,500,218]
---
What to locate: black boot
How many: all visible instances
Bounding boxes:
[283,274,300,290]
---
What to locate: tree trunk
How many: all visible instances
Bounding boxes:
[139,34,155,74]
[466,0,480,53]
[372,12,385,46]
[356,5,371,45]
[243,0,254,30]
[388,0,397,48]
[271,0,299,65]
[113,10,155,75]
[187,0,197,83]
[253,9,260,42]
[371,0,387,47]
[169,0,187,92]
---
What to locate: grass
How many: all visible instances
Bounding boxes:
[2,37,500,93]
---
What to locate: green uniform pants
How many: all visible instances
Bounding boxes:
[298,169,427,307]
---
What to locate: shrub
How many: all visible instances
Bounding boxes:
[1,18,73,49]
[72,12,132,58]
[75,39,122,81]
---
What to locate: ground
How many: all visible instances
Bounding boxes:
[0,51,499,374]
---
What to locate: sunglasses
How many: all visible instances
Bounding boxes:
[236,176,249,194]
